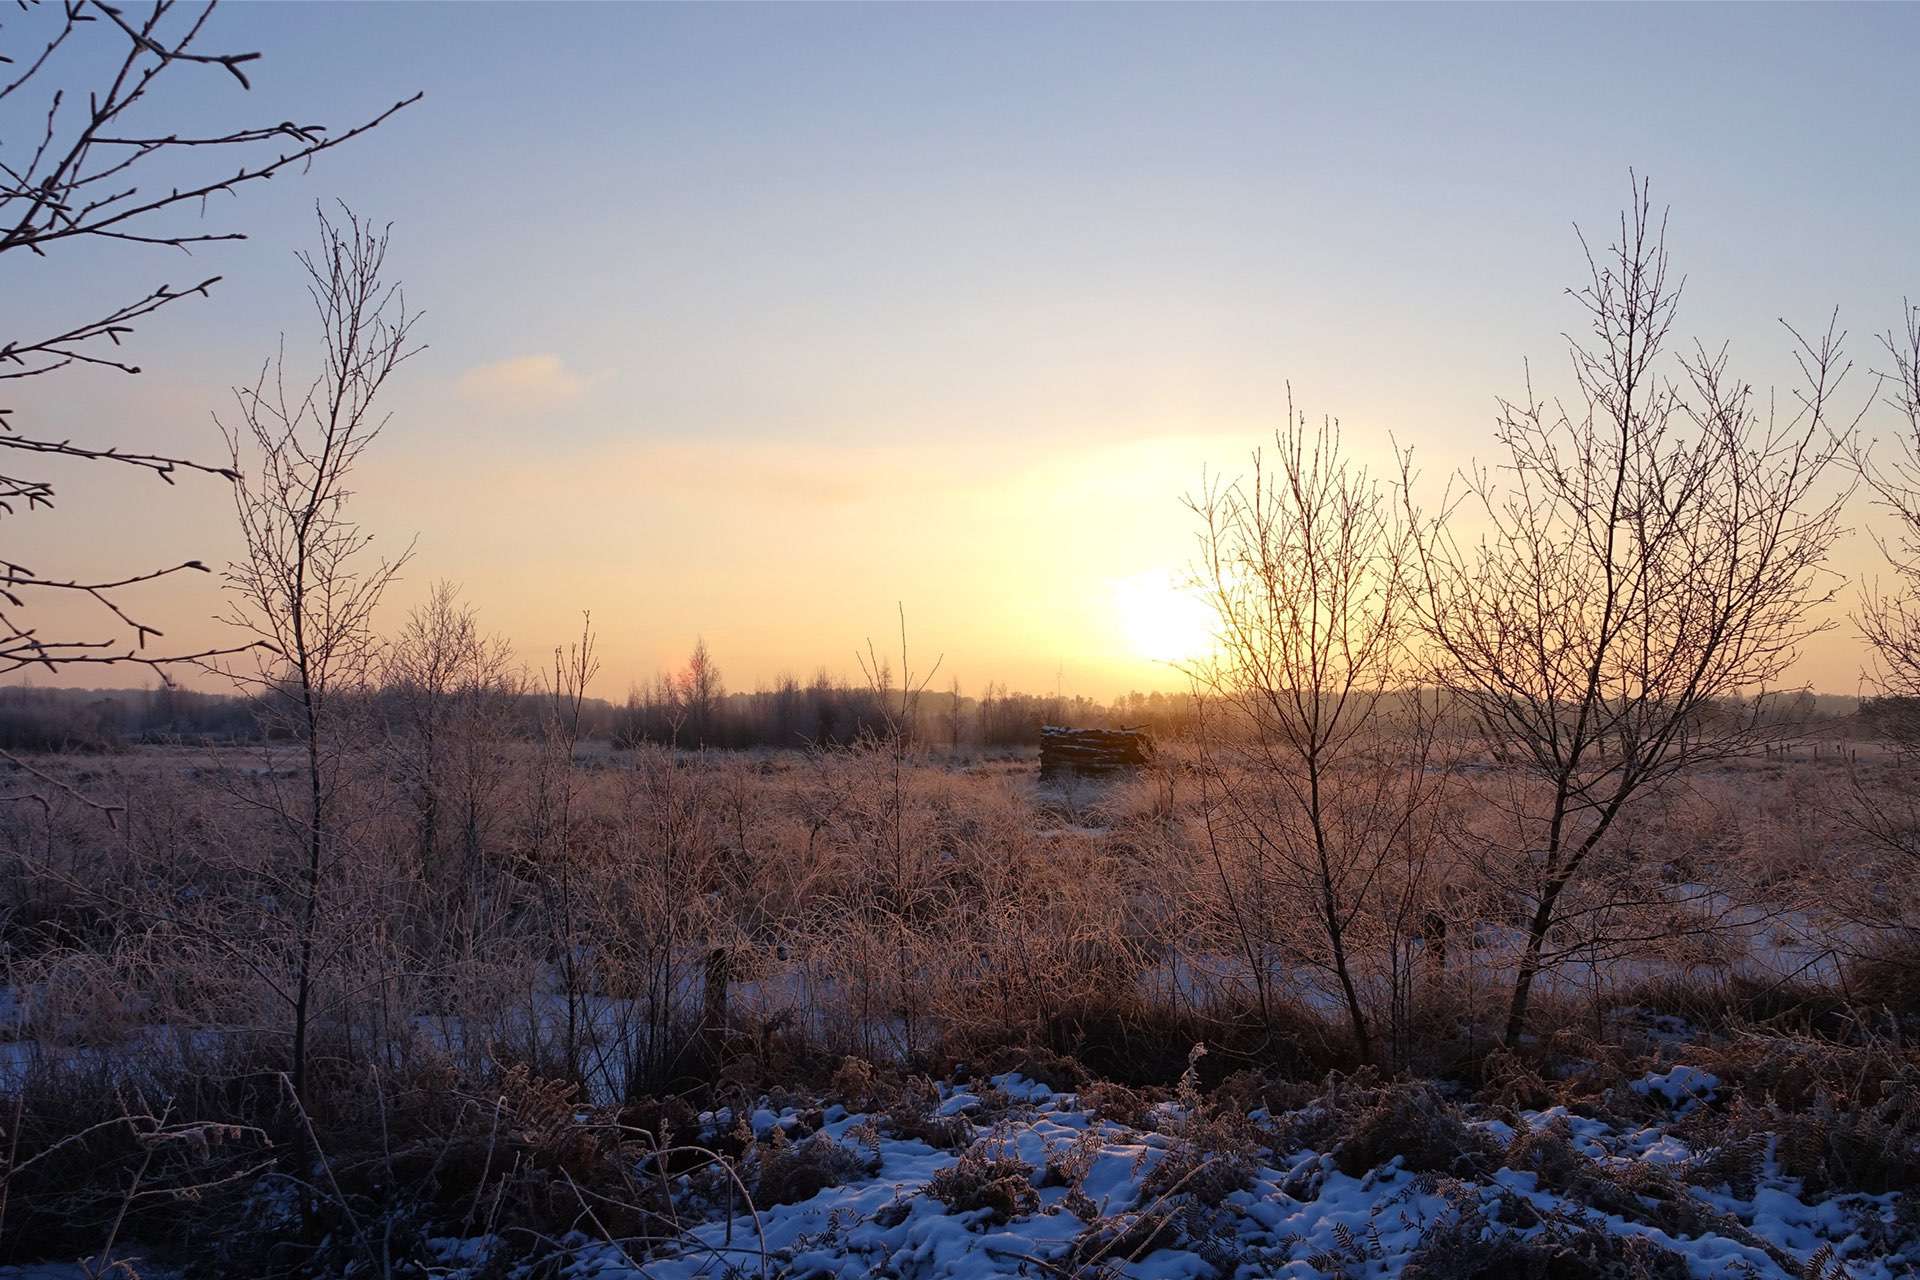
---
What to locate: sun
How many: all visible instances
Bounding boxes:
[1110,569,1216,665]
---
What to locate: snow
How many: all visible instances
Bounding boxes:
[1632,1064,1721,1113]
[2,1062,1908,1279]
[542,1074,1910,1280]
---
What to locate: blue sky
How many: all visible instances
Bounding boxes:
[9,2,1918,695]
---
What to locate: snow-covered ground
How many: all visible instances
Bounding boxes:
[400,1069,1910,1280]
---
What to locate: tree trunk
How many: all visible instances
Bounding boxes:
[1503,887,1561,1047]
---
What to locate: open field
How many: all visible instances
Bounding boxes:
[2,732,1916,1278]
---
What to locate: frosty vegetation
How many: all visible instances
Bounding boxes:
[3,7,1920,1278]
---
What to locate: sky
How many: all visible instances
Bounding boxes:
[7,1,1919,700]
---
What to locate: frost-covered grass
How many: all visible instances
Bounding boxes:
[4,743,1917,1276]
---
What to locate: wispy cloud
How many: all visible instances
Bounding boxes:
[455,354,587,410]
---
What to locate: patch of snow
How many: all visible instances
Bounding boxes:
[1632,1064,1721,1113]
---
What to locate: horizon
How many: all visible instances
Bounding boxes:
[0,680,1875,714]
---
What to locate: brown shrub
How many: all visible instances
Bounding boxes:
[1069,1207,1183,1273]
[925,1132,1039,1224]
[1040,1126,1103,1192]
[976,1043,1091,1093]
[1505,1116,1794,1266]
[1330,1082,1490,1178]
[882,1075,971,1150]
[827,1056,880,1111]
[1080,1080,1160,1130]
[1684,1084,1920,1198]
[1846,938,1920,1018]
[752,1130,878,1207]
[1404,1198,1693,1280]
[1477,1047,1554,1112]
[1138,1048,1267,1206]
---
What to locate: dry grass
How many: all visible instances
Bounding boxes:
[3,734,1919,1268]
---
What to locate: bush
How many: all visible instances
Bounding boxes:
[1503,1116,1791,1263]
[976,1043,1090,1093]
[1080,1079,1160,1129]
[881,1075,971,1150]
[752,1130,879,1208]
[1845,938,1920,1020]
[1684,1085,1920,1198]
[925,1132,1038,1224]
[1139,1046,1264,1206]
[1405,1191,1693,1280]
[1329,1082,1490,1179]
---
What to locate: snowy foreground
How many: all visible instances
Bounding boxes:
[6,1057,1909,1280]
[390,1065,1907,1280]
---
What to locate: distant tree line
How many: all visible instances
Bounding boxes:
[610,639,1198,750]
[2,661,1865,758]
[0,661,1200,755]
[0,685,259,751]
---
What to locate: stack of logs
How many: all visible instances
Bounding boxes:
[1038,725,1155,779]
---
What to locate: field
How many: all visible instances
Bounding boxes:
[1,727,1915,1280]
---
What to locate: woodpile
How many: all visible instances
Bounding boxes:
[1039,725,1155,779]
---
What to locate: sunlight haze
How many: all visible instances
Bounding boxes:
[8,1,1916,699]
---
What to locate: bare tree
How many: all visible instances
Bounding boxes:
[525,614,599,1083]
[381,584,512,859]
[677,636,724,747]
[215,205,419,1120]
[1821,303,1920,975]
[380,581,521,956]
[844,605,942,1057]
[1,0,416,679]
[1857,302,1920,700]
[1407,181,1855,1046]
[946,675,964,752]
[1185,407,1433,1064]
